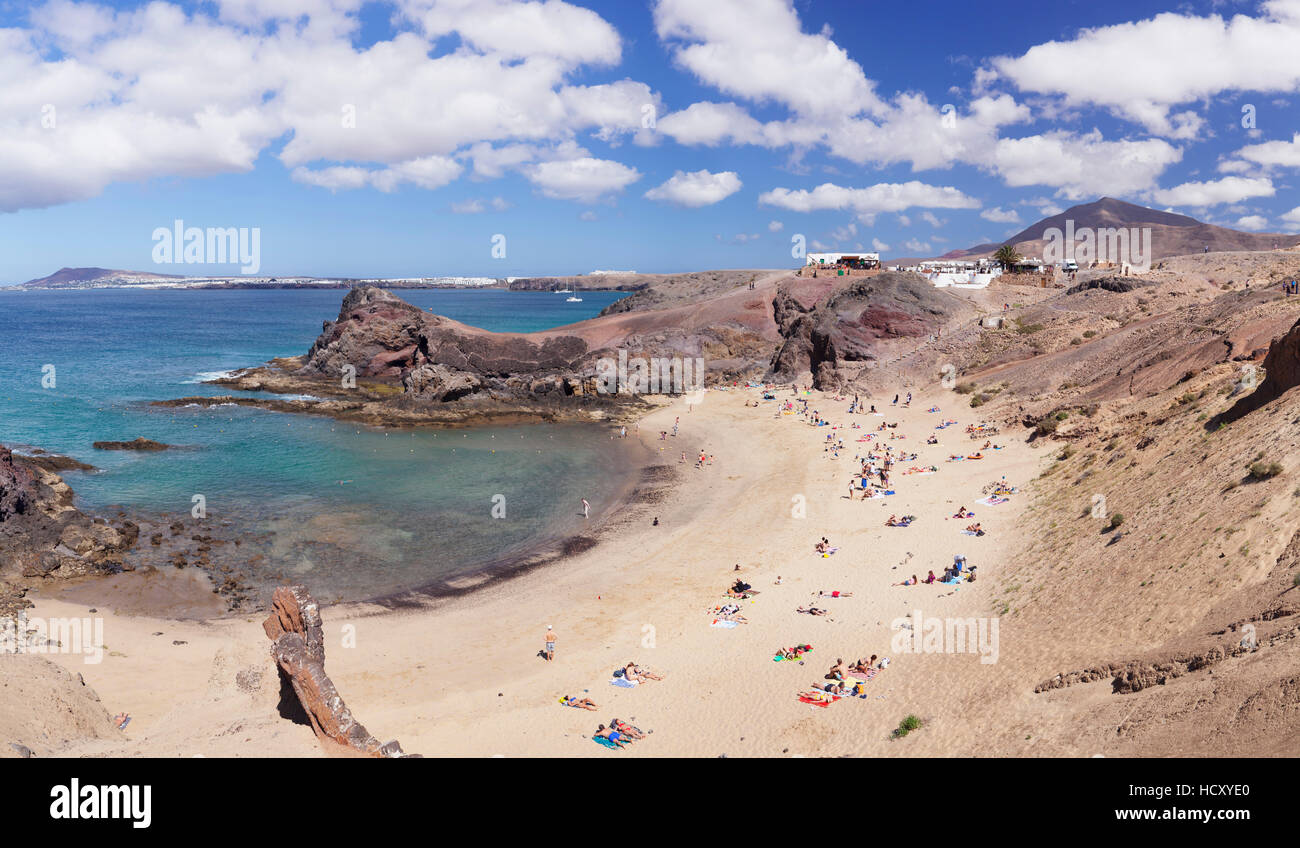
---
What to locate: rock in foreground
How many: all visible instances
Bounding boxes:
[262,585,414,757]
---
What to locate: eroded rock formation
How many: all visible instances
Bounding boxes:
[769,271,970,388]
[262,585,413,757]
[1226,316,1300,419]
[1,447,137,584]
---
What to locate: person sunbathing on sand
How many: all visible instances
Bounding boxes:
[798,687,837,702]
[627,662,663,681]
[885,514,898,526]
[797,605,829,616]
[924,570,937,584]
[825,658,848,680]
[892,574,919,586]
[926,435,938,444]
[596,724,630,747]
[966,522,984,536]
[563,695,599,711]
[819,589,853,598]
[610,718,647,740]
[954,506,970,518]
[850,655,878,673]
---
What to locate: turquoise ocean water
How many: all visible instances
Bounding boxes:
[0,287,631,602]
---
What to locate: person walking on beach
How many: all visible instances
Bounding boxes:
[582,498,590,519]
[673,417,679,437]
[544,625,556,661]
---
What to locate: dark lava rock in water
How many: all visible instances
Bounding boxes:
[92,438,172,451]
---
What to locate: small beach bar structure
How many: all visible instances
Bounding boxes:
[800,251,880,276]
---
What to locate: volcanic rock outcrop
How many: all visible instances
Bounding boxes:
[769,271,970,388]
[0,448,137,589]
[262,584,412,757]
[1225,316,1300,420]
[300,286,588,391]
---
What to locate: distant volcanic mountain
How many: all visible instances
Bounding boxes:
[933,197,1300,263]
[23,267,185,287]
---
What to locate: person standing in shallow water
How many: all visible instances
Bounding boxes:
[582,498,590,519]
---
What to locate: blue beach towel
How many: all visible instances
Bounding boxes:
[593,735,621,749]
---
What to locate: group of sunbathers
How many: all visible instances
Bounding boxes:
[798,654,889,700]
[885,514,916,527]
[595,718,649,748]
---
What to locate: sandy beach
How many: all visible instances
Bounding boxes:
[23,383,1047,757]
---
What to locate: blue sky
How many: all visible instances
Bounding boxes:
[1,0,1299,283]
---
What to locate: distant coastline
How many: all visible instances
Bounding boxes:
[9,266,660,292]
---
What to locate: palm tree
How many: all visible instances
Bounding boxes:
[993,244,1021,271]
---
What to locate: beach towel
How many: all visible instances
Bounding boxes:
[593,735,622,749]
[609,676,639,688]
[710,619,739,629]
[798,694,840,707]
[976,496,1008,507]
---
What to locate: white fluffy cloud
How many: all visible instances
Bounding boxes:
[644,169,741,207]
[398,0,622,66]
[450,195,510,213]
[992,131,1182,200]
[989,0,1300,138]
[524,157,641,202]
[758,181,980,221]
[0,0,648,212]
[291,155,462,192]
[656,101,764,146]
[1220,132,1300,173]
[1148,176,1275,207]
[980,206,1021,223]
[1235,214,1270,230]
[653,0,884,119]
[1023,196,1064,216]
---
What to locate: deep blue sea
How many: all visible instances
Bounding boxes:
[0,287,631,601]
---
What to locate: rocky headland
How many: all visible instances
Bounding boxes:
[159,270,967,425]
